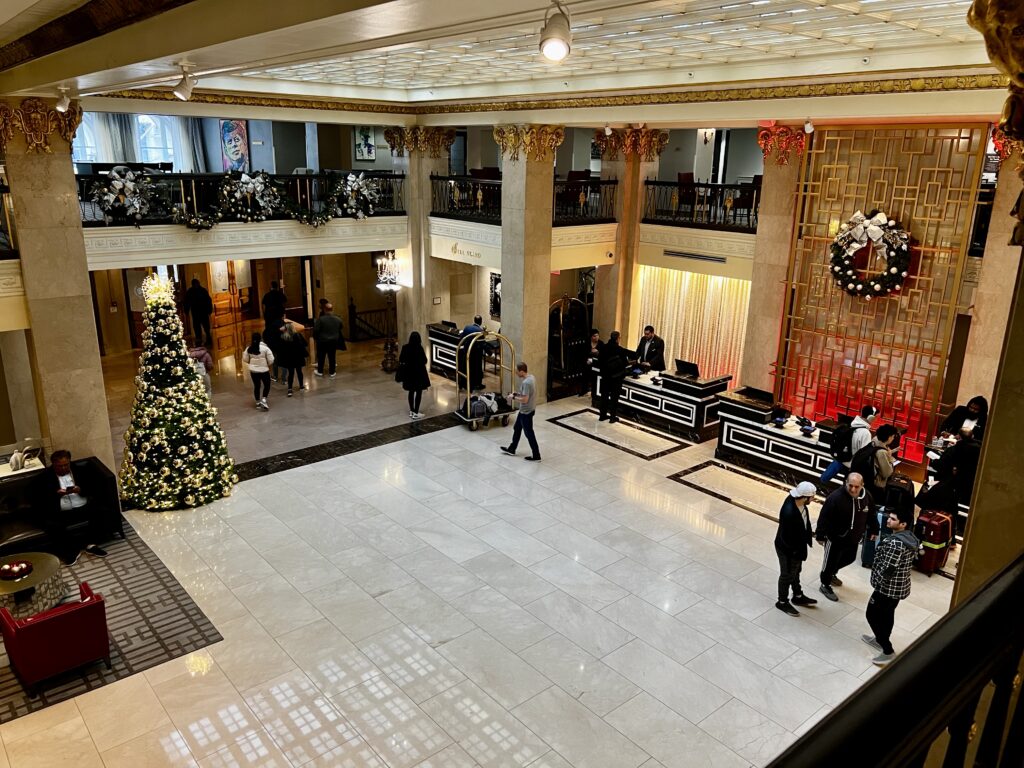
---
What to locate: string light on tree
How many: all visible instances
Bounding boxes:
[119,275,237,510]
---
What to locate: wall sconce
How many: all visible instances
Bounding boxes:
[701,129,714,145]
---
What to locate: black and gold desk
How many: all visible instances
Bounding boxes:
[426,323,461,379]
[715,388,843,488]
[592,370,732,442]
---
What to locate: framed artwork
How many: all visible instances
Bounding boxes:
[590,139,601,160]
[355,126,376,161]
[489,272,501,319]
[220,119,250,172]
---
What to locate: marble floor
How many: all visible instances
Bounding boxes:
[12,399,953,767]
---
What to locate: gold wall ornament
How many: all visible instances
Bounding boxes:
[593,130,622,160]
[493,125,523,162]
[757,125,807,166]
[635,129,669,161]
[595,129,667,161]
[0,97,81,154]
[383,126,456,158]
[493,125,564,162]
[991,125,1024,161]
[56,102,83,145]
[383,127,405,156]
[968,1,1024,140]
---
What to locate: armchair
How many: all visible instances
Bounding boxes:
[0,582,110,696]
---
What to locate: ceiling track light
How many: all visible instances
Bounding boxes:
[539,0,572,63]
[172,67,198,101]
[55,87,71,113]
[804,119,815,134]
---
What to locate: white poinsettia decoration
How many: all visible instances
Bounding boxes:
[219,171,281,222]
[90,169,153,227]
[341,172,380,220]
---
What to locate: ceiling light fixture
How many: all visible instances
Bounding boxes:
[55,87,71,113]
[539,0,572,62]
[804,119,815,134]
[172,66,198,101]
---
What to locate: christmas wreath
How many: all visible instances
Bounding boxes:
[173,206,222,231]
[219,171,281,222]
[91,169,153,228]
[829,209,911,300]
[341,172,380,220]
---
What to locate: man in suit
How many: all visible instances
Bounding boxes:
[35,450,108,565]
[634,325,666,372]
[598,331,630,423]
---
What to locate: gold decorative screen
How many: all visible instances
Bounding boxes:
[775,125,988,463]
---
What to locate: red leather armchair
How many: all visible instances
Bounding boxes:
[0,582,110,696]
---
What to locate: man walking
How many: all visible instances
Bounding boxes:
[816,472,878,601]
[774,481,819,617]
[313,302,345,378]
[501,362,541,461]
[863,508,920,666]
[598,331,629,423]
[261,280,288,323]
[183,278,213,346]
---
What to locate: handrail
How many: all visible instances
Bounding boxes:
[643,179,760,234]
[769,553,1024,767]
[553,178,617,226]
[76,170,407,227]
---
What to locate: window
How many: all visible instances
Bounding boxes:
[136,114,176,165]
[72,112,99,163]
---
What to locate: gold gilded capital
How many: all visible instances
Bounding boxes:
[383,126,455,158]
[493,125,564,162]
[756,124,806,166]
[596,129,667,161]
[0,97,82,154]
[968,0,1024,139]
[383,127,406,156]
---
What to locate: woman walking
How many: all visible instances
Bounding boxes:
[242,331,274,410]
[397,331,431,419]
[279,322,309,397]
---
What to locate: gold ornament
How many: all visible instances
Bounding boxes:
[0,97,82,154]
[968,1,1024,140]
[757,125,807,166]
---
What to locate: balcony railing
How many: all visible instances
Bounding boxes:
[769,553,1024,767]
[430,175,619,226]
[643,180,760,233]
[76,171,406,227]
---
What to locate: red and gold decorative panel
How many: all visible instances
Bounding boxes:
[775,126,988,463]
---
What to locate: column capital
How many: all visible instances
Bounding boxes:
[492,125,564,162]
[0,97,82,155]
[383,126,456,158]
[593,128,667,161]
[756,124,806,166]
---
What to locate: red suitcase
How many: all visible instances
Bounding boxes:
[914,510,952,576]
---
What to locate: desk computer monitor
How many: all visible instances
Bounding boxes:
[674,359,700,378]
[441,320,458,330]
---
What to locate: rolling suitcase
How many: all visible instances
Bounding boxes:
[861,511,889,568]
[884,473,915,515]
[914,510,952,576]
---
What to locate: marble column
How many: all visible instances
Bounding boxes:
[497,125,564,404]
[0,330,42,443]
[1,98,114,468]
[739,156,800,392]
[957,158,1023,404]
[953,235,1024,603]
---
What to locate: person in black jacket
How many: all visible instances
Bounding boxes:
[598,331,630,423]
[940,395,988,440]
[398,331,431,419]
[816,472,879,602]
[277,322,309,397]
[633,325,667,372]
[34,450,109,565]
[775,481,819,616]
[183,279,213,346]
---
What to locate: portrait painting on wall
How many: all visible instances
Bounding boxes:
[220,119,250,172]
[355,126,376,161]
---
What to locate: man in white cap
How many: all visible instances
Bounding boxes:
[774,480,819,616]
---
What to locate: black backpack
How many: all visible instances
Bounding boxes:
[850,442,883,486]
[829,423,855,462]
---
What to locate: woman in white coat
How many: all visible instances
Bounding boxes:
[242,331,275,410]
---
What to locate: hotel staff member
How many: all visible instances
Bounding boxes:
[634,325,666,372]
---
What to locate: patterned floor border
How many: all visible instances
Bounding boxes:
[546,408,691,461]
[0,521,222,723]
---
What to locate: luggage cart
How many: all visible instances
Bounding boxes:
[455,331,515,431]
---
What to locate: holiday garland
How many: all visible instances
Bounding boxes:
[90,169,154,228]
[219,171,281,223]
[829,210,911,300]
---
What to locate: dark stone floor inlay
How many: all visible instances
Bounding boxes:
[547,408,690,461]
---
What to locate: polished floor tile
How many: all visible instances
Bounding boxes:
[358,626,467,704]
[437,629,552,709]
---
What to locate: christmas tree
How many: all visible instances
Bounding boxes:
[119,275,237,510]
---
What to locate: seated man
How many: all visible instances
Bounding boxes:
[35,450,109,565]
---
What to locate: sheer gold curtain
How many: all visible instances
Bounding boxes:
[637,265,750,380]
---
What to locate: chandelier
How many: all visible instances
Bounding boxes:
[376,251,400,292]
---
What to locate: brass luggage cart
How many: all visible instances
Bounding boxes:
[454,331,516,431]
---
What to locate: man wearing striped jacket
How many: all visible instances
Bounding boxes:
[862,507,920,667]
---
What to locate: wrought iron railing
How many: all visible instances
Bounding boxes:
[769,553,1024,767]
[553,178,617,226]
[430,175,502,224]
[0,185,16,258]
[643,180,760,233]
[76,171,406,227]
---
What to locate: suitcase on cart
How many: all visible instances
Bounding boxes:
[914,510,952,576]
[883,473,915,515]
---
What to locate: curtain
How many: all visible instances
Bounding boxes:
[636,265,750,381]
[171,116,207,172]
[97,113,140,163]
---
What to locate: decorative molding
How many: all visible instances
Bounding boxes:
[594,128,668,161]
[551,223,618,247]
[757,124,806,166]
[96,74,1009,118]
[84,217,409,270]
[492,125,564,162]
[428,217,502,247]
[0,98,81,154]
[383,126,456,157]
[640,224,757,260]
[0,261,25,298]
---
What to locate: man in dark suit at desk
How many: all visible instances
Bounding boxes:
[634,325,666,372]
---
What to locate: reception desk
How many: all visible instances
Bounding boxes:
[427,323,461,379]
[592,370,732,442]
[715,388,845,488]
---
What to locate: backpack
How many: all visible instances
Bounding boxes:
[829,423,855,462]
[850,442,883,486]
